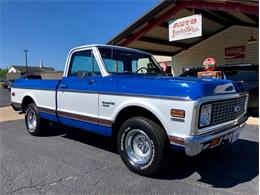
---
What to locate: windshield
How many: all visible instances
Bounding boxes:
[98,47,164,75]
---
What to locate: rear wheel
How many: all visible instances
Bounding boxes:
[25,103,47,136]
[117,117,170,176]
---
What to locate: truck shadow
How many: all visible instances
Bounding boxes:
[44,124,258,188]
[160,139,258,188]
[44,124,117,153]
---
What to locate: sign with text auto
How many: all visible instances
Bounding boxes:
[169,15,202,42]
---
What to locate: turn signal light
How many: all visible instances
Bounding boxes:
[171,109,185,118]
[210,137,221,148]
[169,136,185,145]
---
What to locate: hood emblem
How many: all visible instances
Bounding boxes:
[234,105,241,113]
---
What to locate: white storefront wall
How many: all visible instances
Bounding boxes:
[171,25,258,76]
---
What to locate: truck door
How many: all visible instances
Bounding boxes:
[57,48,105,134]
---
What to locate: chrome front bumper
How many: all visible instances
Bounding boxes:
[170,116,248,156]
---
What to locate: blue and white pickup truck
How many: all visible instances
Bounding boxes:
[11,45,248,176]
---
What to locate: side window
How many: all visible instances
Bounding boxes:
[103,59,124,73]
[68,50,101,76]
[131,61,138,72]
[93,57,101,75]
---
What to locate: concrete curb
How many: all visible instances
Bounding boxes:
[0,106,24,122]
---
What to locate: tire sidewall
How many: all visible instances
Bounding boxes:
[25,103,41,136]
[118,117,164,175]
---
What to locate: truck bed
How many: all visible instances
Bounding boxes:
[11,79,61,123]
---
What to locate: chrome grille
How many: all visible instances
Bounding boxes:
[201,96,247,127]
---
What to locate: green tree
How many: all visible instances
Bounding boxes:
[0,69,8,76]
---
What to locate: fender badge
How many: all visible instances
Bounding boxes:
[102,101,115,108]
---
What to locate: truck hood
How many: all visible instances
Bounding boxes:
[106,75,237,100]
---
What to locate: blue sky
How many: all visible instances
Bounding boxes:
[1,0,159,70]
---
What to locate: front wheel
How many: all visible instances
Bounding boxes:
[25,103,47,136]
[117,117,170,176]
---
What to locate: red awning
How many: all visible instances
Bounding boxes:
[107,0,258,56]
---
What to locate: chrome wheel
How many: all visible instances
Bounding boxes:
[125,129,152,165]
[26,109,37,132]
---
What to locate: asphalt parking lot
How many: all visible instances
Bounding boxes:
[0,88,259,194]
[0,88,11,107]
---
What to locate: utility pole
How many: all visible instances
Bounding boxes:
[23,49,29,76]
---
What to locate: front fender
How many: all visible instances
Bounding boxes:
[111,98,168,131]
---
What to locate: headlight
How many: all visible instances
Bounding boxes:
[199,104,212,127]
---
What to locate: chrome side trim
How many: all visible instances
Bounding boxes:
[192,92,249,135]
[58,89,97,94]
[57,110,113,127]
[11,87,55,91]
[12,86,192,101]
[57,89,191,101]
[37,106,113,127]
[99,92,192,101]
[38,106,56,115]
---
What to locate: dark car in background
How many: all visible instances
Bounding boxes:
[2,80,9,89]
[2,79,15,90]
[180,64,259,117]
[3,75,42,90]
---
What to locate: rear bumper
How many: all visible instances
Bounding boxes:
[170,116,248,156]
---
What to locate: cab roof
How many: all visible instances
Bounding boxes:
[70,44,152,55]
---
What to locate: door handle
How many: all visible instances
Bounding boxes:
[88,79,95,85]
[60,84,68,89]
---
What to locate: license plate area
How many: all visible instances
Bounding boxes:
[222,127,241,143]
[202,127,242,151]
[231,127,241,143]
